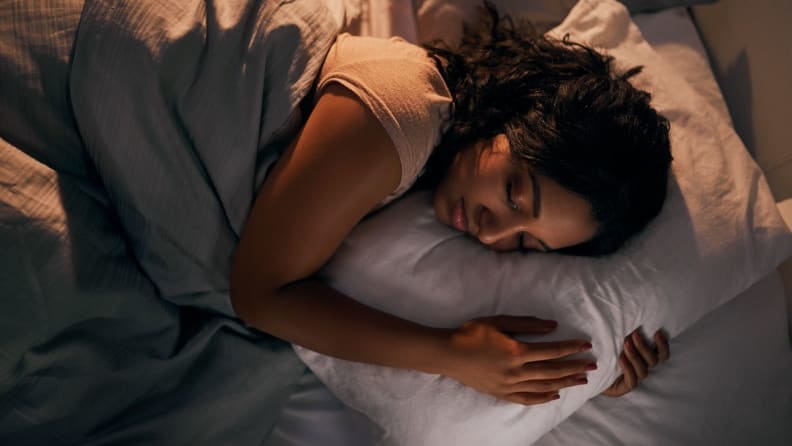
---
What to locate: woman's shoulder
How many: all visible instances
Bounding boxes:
[317,33,452,124]
[323,32,429,67]
[315,34,453,207]
[318,33,448,93]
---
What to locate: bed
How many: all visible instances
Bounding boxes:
[1,0,790,445]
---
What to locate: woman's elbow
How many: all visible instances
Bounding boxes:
[229,275,255,324]
[229,246,297,327]
[229,262,271,325]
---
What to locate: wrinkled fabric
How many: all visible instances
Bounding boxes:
[0,135,304,445]
[1,0,340,443]
[70,0,338,314]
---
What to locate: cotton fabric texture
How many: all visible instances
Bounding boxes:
[317,33,452,206]
[0,0,340,443]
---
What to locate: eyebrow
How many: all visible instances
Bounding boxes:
[528,171,553,252]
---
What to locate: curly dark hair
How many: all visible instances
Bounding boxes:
[416,2,673,256]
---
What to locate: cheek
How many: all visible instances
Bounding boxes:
[567,207,599,244]
[435,155,461,192]
[549,217,598,248]
[487,238,519,252]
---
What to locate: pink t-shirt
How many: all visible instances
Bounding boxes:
[316,33,453,206]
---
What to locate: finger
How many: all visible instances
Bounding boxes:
[623,338,648,380]
[521,340,592,362]
[503,391,560,406]
[489,315,558,334]
[519,359,597,380]
[602,376,628,397]
[631,330,659,368]
[619,352,638,390]
[655,331,670,362]
[509,374,588,393]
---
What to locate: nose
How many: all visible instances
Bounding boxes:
[476,206,523,246]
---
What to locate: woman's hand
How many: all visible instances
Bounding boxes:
[601,328,670,397]
[440,316,596,406]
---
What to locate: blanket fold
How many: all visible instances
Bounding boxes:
[70,0,338,314]
[1,0,340,443]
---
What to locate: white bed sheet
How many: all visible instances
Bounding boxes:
[264,5,792,445]
[536,270,792,445]
[266,273,792,446]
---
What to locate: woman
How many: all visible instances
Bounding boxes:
[231,3,672,406]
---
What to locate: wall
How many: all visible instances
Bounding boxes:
[691,0,792,202]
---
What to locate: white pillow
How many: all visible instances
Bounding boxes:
[295,0,792,444]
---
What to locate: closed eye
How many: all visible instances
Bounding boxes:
[517,232,528,253]
[506,180,527,251]
[506,181,518,210]
[520,232,551,253]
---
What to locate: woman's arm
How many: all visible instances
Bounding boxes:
[231,84,442,370]
[230,84,593,405]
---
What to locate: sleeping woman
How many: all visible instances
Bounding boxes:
[231,2,672,405]
[0,2,673,440]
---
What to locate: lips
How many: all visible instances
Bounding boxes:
[451,198,468,232]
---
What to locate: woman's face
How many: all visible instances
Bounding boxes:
[433,134,599,252]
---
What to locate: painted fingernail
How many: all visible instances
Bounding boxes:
[585,363,598,371]
[576,377,588,384]
[551,394,560,400]
[581,342,593,351]
[544,320,558,328]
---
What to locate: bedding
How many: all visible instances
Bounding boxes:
[294,0,792,444]
[414,0,717,45]
[535,270,792,446]
[0,136,304,444]
[0,0,344,443]
[533,7,792,443]
[415,0,577,44]
[68,0,339,314]
[266,270,792,446]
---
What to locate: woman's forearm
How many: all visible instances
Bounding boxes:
[231,279,452,374]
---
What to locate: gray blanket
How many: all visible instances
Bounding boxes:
[0,0,339,443]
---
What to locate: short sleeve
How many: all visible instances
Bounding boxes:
[316,33,452,205]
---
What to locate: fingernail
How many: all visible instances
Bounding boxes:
[580,342,593,352]
[585,363,598,371]
[577,378,588,385]
[543,320,558,328]
[551,394,560,400]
